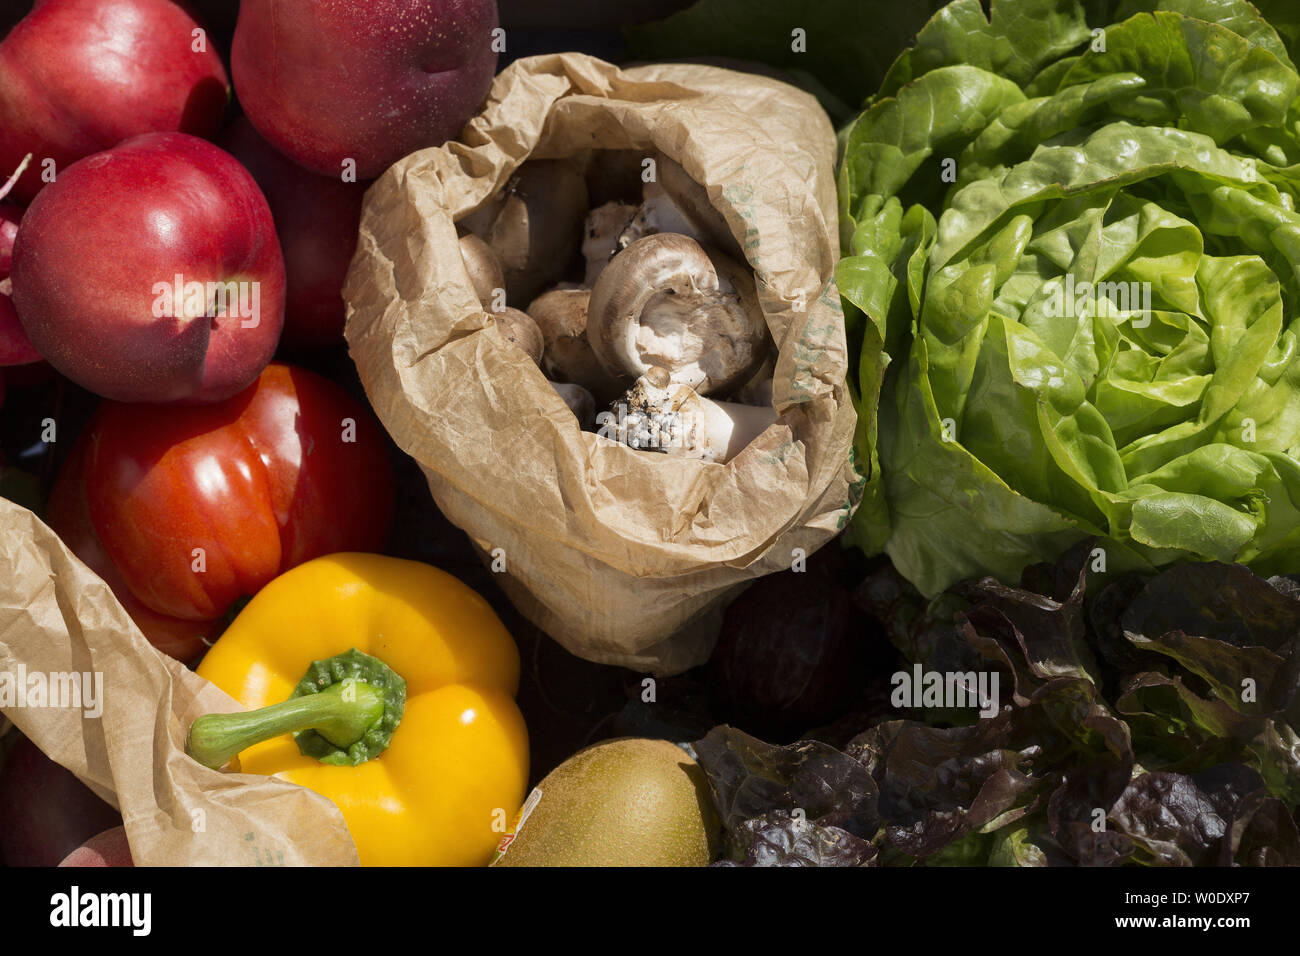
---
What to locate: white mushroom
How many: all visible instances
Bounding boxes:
[458,233,505,309]
[549,381,596,429]
[493,307,545,365]
[582,201,638,286]
[526,286,627,404]
[466,159,589,306]
[616,152,742,261]
[586,233,768,396]
[600,369,777,464]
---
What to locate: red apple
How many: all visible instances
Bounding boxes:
[218,118,368,350]
[11,132,285,404]
[0,736,122,867]
[59,826,134,867]
[231,0,499,179]
[0,0,230,202]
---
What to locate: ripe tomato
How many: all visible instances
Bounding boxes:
[48,363,394,660]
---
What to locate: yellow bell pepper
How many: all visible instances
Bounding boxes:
[187,552,529,866]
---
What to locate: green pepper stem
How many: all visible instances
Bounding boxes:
[186,680,386,770]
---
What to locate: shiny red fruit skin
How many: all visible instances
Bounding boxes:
[11,132,285,404]
[0,0,230,202]
[232,0,498,179]
[47,363,395,660]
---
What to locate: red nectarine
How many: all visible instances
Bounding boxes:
[11,132,285,404]
[232,0,498,179]
[0,0,230,202]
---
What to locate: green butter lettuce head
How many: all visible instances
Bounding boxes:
[839,0,1300,595]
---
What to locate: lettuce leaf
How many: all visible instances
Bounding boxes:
[838,0,1300,596]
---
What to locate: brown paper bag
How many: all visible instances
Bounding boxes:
[0,499,358,866]
[345,54,859,675]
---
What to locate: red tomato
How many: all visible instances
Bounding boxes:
[48,363,394,660]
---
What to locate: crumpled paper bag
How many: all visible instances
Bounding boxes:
[345,53,859,674]
[0,499,358,865]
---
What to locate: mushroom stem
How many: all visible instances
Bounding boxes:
[602,373,777,464]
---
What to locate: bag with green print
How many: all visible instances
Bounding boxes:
[346,54,859,674]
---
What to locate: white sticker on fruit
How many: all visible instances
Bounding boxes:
[491,787,542,863]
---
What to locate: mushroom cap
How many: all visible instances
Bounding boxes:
[526,287,591,344]
[586,233,769,396]
[493,307,545,365]
[526,286,626,403]
[485,159,589,305]
[583,201,638,286]
[458,233,505,309]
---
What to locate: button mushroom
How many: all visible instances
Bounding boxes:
[549,381,597,430]
[466,159,589,306]
[582,201,638,286]
[458,233,505,310]
[615,152,743,262]
[493,307,545,365]
[586,233,769,396]
[526,286,627,404]
[601,369,777,464]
